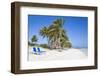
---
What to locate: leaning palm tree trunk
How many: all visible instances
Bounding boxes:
[58,31,62,51]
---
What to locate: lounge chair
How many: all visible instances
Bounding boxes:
[33,47,38,54]
[37,47,40,52]
[37,47,46,53]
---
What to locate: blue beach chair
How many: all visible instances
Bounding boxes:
[37,47,43,55]
[33,47,38,54]
[37,47,46,54]
[37,47,40,52]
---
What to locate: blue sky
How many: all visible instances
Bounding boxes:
[28,15,88,48]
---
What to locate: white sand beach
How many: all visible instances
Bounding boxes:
[28,46,88,61]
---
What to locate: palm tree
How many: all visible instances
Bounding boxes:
[49,18,66,49]
[39,18,72,49]
[31,35,38,44]
[40,26,50,47]
[40,26,49,38]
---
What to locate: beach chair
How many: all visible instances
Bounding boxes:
[37,47,46,54]
[37,47,41,52]
[37,47,44,55]
[33,47,38,54]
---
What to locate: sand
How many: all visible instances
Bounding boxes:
[28,46,88,61]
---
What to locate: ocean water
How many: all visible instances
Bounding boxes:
[73,48,88,56]
[80,48,88,56]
